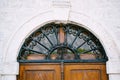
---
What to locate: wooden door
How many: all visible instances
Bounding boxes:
[64,63,108,80]
[18,63,108,80]
[18,63,61,80]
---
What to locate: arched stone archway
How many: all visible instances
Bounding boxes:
[1,10,120,80]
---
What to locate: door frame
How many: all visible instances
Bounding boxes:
[1,10,120,80]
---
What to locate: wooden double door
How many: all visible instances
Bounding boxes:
[18,63,108,80]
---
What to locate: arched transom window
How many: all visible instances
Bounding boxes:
[18,23,108,62]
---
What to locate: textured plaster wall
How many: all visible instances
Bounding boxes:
[0,0,120,59]
[0,0,120,80]
[0,0,52,60]
[71,0,120,50]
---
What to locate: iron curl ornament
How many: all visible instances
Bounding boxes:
[18,22,108,63]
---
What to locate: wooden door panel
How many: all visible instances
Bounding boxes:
[69,69,100,80]
[25,70,54,80]
[64,63,108,80]
[19,63,61,80]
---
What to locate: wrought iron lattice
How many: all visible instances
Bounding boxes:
[18,23,108,63]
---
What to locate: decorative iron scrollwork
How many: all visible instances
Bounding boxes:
[18,22,108,62]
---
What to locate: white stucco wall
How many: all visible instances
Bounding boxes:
[0,0,120,80]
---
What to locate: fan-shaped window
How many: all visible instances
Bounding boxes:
[17,23,108,62]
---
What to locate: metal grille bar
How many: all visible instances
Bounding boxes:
[17,23,108,62]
